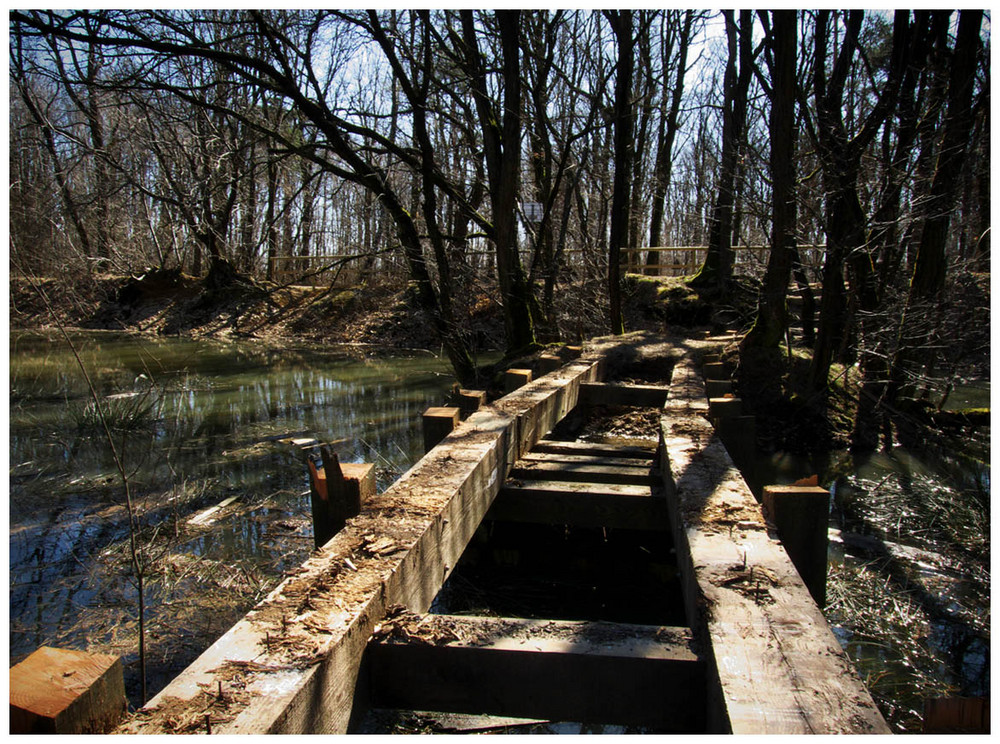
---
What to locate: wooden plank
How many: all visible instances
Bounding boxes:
[519,451,655,469]
[187,495,240,526]
[491,481,668,530]
[660,358,890,735]
[120,356,606,735]
[532,439,656,460]
[510,460,656,486]
[580,381,669,408]
[367,613,705,732]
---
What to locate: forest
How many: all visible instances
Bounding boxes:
[9,9,990,457]
[8,10,991,731]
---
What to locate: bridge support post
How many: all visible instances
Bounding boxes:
[10,647,125,734]
[451,389,486,419]
[705,379,732,398]
[423,406,461,452]
[308,447,375,548]
[538,354,562,375]
[762,484,830,606]
[708,398,755,478]
[504,368,533,393]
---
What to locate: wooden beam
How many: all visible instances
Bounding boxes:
[510,460,656,487]
[519,450,656,469]
[580,381,669,408]
[660,358,890,734]
[490,481,668,531]
[367,613,706,732]
[120,356,606,735]
[531,439,656,460]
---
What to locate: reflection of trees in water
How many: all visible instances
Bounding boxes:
[9,336,455,704]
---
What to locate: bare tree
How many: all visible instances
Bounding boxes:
[742,10,797,353]
[690,10,755,292]
[647,10,698,264]
[604,9,634,335]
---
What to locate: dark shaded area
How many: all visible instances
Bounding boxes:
[433,521,685,628]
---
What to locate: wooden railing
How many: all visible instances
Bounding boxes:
[265,244,828,286]
[623,245,826,277]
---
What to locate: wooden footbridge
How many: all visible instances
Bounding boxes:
[118,339,890,734]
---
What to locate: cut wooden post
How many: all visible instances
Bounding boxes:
[708,396,742,418]
[504,368,533,393]
[308,448,375,548]
[423,406,461,452]
[452,389,486,418]
[716,414,756,475]
[10,647,125,734]
[565,345,583,358]
[923,697,989,733]
[762,485,830,606]
[538,354,562,375]
[705,379,732,398]
[703,354,721,365]
[340,463,376,508]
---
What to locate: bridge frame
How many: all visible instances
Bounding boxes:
[120,342,888,734]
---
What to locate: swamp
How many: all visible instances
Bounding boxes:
[8,7,990,734]
[9,331,458,702]
[8,327,990,733]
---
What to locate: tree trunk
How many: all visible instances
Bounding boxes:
[909,9,983,299]
[84,44,112,267]
[606,9,634,336]
[647,11,694,267]
[690,10,751,292]
[743,10,796,351]
[265,154,278,282]
[16,80,95,263]
[462,10,538,354]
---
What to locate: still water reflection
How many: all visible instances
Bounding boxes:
[10,331,460,701]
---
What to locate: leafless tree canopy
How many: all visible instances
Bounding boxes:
[10,10,990,422]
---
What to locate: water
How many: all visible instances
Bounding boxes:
[755,423,990,733]
[9,331,461,703]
